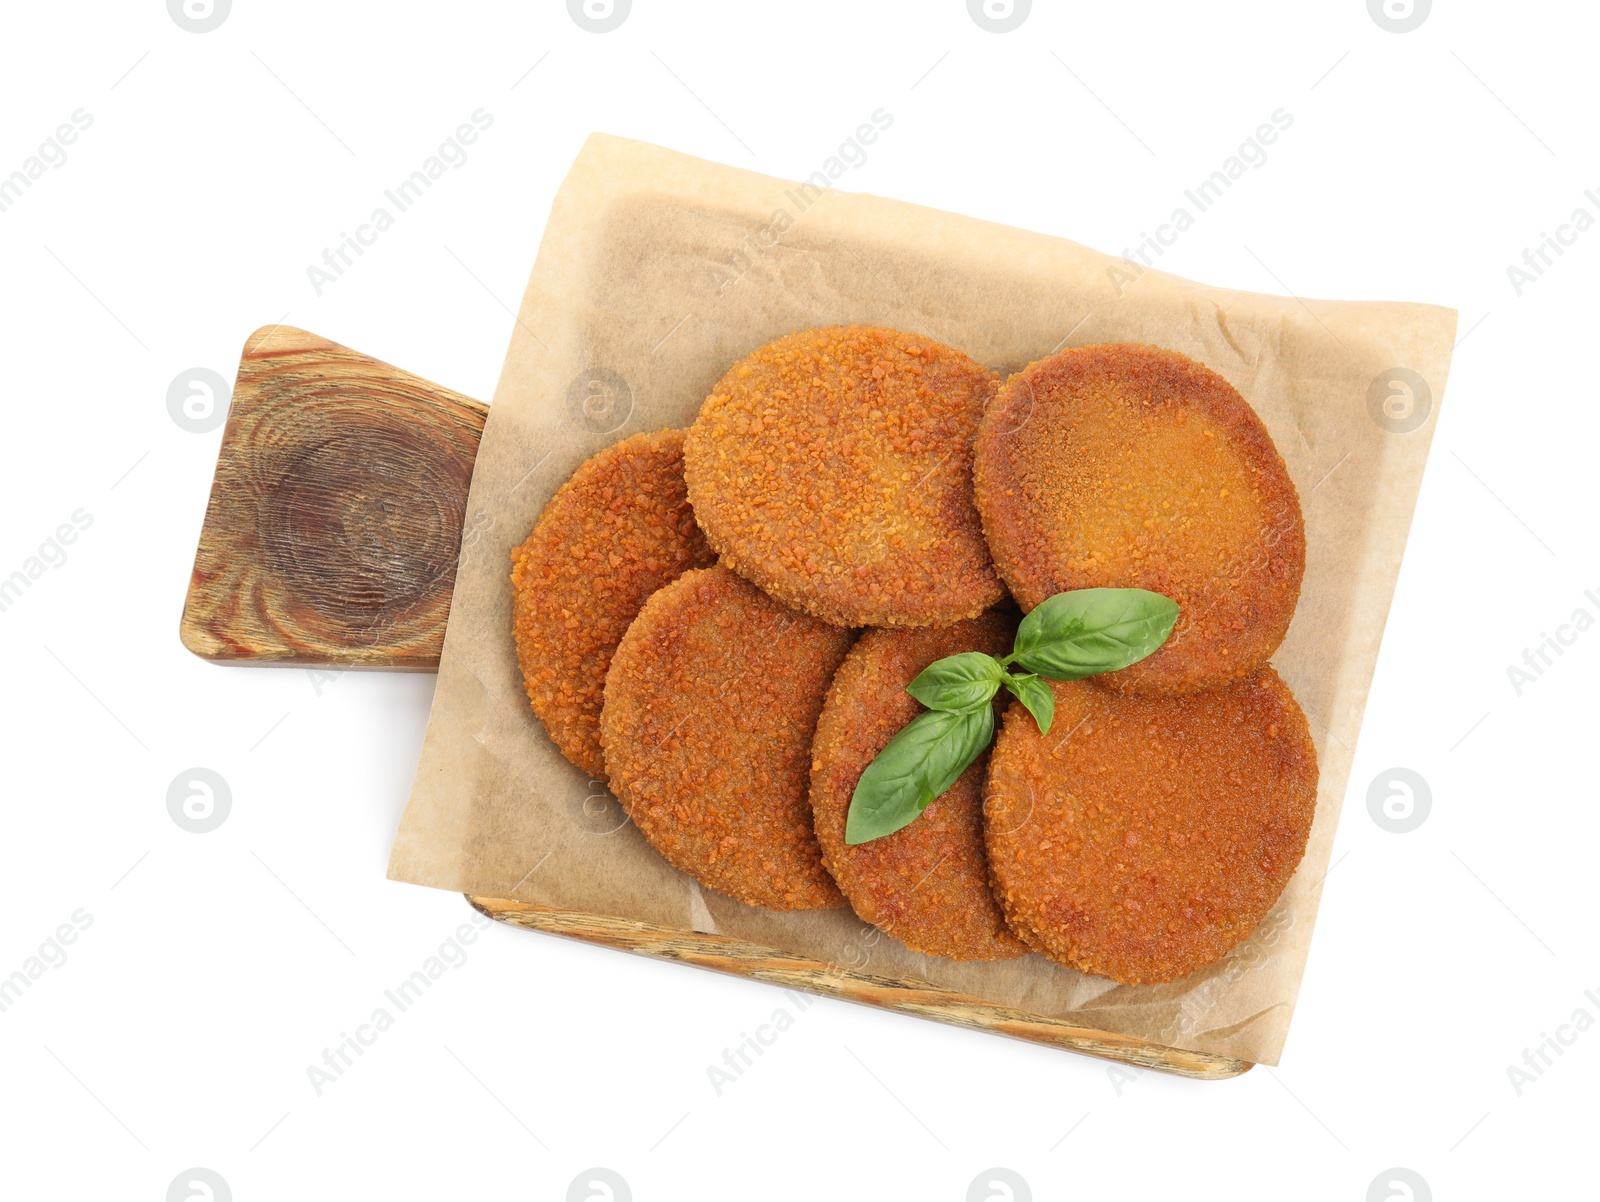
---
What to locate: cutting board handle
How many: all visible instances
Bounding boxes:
[180,324,487,669]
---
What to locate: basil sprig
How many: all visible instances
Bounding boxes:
[843,587,1177,845]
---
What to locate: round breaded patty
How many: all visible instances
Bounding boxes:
[809,612,1029,962]
[974,344,1304,695]
[511,430,715,779]
[601,566,853,910]
[684,326,1005,628]
[985,668,1317,984]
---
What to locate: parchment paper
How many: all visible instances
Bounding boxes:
[388,133,1456,1066]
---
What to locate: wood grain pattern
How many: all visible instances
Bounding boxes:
[468,897,1251,1079]
[185,325,1250,1078]
[181,325,487,669]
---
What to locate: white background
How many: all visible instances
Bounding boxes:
[1,1,1594,1199]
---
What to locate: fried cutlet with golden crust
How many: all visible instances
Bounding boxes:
[809,611,1029,961]
[601,566,853,910]
[511,430,715,779]
[974,344,1304,695]
[984,668,1317,984]
[684,326,1005,628]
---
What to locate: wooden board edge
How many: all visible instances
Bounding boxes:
[467,895,1252,1081]
[172,641,447,671]
[239,323,491,419]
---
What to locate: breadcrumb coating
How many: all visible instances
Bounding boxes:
[601,566,853,910]
[974,344,1304,695]
[684,325,1005,628]
[809,612,1029,962]
[510,430,715,779]
[985,669,1317,984]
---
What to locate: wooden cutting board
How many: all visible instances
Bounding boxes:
[183,324,1250,1081]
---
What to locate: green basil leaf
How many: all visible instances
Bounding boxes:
[1002,672,1055,735]
[844,704,995,845]
[1010,587,1179,680]
[905,651,1003,713]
